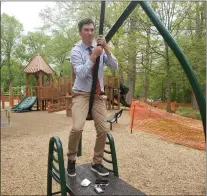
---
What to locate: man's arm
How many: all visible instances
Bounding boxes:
[103,51,118,69]
[96,36,118,69]
[70,46,103,79]
[70,49,93,79]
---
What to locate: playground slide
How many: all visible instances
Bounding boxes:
[113,82,131,108]
[12,96,37,112]
[114,95,130,108]
[120,95,130,108]
[11,96,27,111]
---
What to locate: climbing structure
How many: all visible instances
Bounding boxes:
[24,53,72,111]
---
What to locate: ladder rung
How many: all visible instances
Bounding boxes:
[52,163,59,174]
[51,191,61,195]
[104,149,111,154]
[51,171,60,183]
[53,147,57,152]
[103,157,112,163]
[53,155,58,163]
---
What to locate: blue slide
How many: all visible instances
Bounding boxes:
[12,96,37,112]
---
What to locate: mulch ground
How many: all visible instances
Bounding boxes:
[130,101,205,151]
[1,107,206,195]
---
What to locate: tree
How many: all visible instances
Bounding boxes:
[125,12,138,105]
[16,31,51,65]
[1,13,23,85]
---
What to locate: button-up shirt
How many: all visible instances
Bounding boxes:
[69,40,118,93]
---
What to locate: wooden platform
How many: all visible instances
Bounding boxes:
[65,163,145,196]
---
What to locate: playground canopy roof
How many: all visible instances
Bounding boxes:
[24,53,54,75]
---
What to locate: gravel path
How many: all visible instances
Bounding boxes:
[1,109,206,195]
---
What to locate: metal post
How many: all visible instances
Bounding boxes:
[105,1,139,42]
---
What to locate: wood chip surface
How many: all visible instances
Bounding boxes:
[1,108,206,195]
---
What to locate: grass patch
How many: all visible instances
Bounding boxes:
[175,107,201,120]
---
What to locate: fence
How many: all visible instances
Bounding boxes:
[1,86,22,109]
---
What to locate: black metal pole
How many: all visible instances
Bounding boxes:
[86,1,106,120]
[99,1,105,35]
[87,1,139,120]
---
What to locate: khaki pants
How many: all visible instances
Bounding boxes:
[67,92,108,164]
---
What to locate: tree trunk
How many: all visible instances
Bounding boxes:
[125,15,137,105]
[144,23,151,103]
[192,2,201,109]
[165,42,171,112]
[144,69,149,103]
[7,53,13,86]
[161,80,165,101]
[119,65,124,82]
[192,92,199,109]
[182,74,186,103]
[172,82,176,101]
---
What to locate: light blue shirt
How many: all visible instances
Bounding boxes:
[70,40,118,93]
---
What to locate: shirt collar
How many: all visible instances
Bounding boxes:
[81,40,96,50]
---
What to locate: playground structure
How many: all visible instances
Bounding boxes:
[1,85,23,110]
[9,53,130,114]
[11,96,38,112]
[23,53,72,112]
[7,53,73,113]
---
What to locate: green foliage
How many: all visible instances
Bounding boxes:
[1,13,24,85]
[1,13,23,57]
[17,31,51,61]
[175,107,201,120]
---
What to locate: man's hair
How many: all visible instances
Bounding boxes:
[78,18,95,32]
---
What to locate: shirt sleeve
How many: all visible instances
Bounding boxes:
[103,51,118,69]
[70,48,94,79]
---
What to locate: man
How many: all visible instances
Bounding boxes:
[67,18,118,177]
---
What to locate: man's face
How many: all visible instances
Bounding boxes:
[80,23,95,45]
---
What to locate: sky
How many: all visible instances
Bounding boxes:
[1,1,55,33]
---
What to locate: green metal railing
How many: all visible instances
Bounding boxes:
[105,1,139,42]
[106,132,119,177]
[47,136,67,196]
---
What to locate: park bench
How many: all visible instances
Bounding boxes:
[47,132,145,196]
[106,109,123,130]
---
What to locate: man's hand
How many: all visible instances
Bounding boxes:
[96,35,111,55]
[90,46,103,63]
[97,35,107,48]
